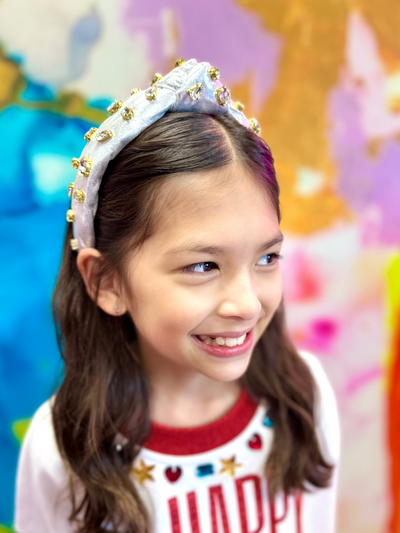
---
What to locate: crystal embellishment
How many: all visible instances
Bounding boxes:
[145,86,158,101]
[78,158,92,177]
[165,466,182,483]
[66,209,75,222]
[196,464,214,477]
[73,190,85,203]
[187,83,204,101]
[71,157,80,169]
[107,100,123,115]
[263,414,273,428]
[175,58,185,67]
[209,67,220,81]
[132,459,155,484]
[84,127,98,142]
[70,238,79,251]
[131,88,141,95]
[96,130,114,142]
[249,118,261,134]
[151,73,163,86]
[215,86,231,106]
[233,101,245,112]
[121,106,134,120]
[219,456,242,478]
[67,182,74,197]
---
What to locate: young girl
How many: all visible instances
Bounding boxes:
[15,59,340,533]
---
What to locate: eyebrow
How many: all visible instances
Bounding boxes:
[166,233,284,255]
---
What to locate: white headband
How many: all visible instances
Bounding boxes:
[66,58,261,252]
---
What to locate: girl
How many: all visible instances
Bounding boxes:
[15,59,340,533]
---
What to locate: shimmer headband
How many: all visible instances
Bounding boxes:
[66,58,261,252]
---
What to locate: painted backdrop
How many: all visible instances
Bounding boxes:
[0,1,399,532]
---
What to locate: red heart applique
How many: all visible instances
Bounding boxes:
[165,466,182,483]
[248,433,262,450]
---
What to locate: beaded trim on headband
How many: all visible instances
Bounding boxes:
[66,58,261,252]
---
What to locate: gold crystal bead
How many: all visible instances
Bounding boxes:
[145,85,158,101]
[78,157,92,177]
[71,157,80,169]
[96,129,114,142]
[67,182,74,197]
[249,118,261,134]
[233,101,245,112]
[66,209,75,222]
[151,73,163,86]
[73,189,85,203]
[84,127,98,142]
[70,238,79,251]
[209,67,220,81]
[131,88,141,95]
[107,100,123,115]
[187,83,204,101]
[175,58,185,67]
[215,86,231,106]
[121,106,134,120]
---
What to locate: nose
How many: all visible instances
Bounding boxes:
[217,271,262,321]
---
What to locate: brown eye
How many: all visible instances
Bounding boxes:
[257,253,282,266]
[181,262,218,273]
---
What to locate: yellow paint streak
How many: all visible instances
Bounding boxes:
[0,49,21,108]
[385,253,400,372]
[11,418,31,445]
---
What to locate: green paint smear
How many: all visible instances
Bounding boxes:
[12,418,31,445]
[0,524,15,532]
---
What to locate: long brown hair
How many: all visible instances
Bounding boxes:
[52,112,333,532]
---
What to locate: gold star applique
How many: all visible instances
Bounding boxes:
[132,458,155,484]
[219,455,242,478]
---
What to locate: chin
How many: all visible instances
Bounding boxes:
[199,357,251,383]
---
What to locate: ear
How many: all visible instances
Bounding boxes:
[76,247,127,316]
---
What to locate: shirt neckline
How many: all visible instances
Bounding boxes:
[144,387,258,455]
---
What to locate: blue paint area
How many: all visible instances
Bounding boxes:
[21,80,56,102]
[70,9,101,81]
[0,105,92,214]
[196,464,214,477]
[0,66,102,527]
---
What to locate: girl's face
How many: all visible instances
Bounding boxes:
[122,163,283,383]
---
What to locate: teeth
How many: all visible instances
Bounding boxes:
[237,334,246,345]
[225,337,237,347]
[198,333,248,347]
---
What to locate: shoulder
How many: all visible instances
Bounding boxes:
[15,397,72,517]
[297,350,340,464]
[19,397,66,475]
[15,398,80,532]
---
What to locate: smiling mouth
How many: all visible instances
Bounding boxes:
[195,332,249,348]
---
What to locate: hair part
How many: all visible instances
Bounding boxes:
[52,112,332,533]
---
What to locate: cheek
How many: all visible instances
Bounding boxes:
[131,281,212,338]
[260,271,283,314]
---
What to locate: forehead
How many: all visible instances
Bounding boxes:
[149,164,280,251]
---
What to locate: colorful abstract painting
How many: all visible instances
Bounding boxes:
[0,1,399,531]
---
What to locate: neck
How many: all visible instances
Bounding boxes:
[140,345,242,428]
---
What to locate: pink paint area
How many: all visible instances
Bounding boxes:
[345,12,400,139]
[282,250,322,302]
[292,318,339,355]
[326,12,400,245]
[345,366,382,396]
[121,0,283,109]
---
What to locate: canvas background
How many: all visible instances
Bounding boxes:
[0,1,399,531]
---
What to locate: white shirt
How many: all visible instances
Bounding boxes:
[15,350,340,533]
